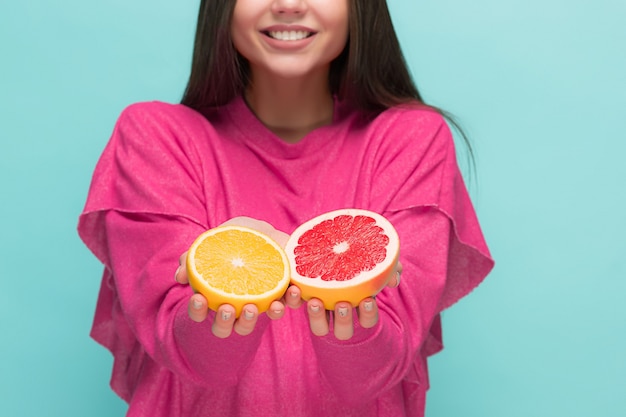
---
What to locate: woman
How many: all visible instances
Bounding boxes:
[78,0,494,415]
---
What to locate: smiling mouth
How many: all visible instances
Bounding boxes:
[263,30,314,41]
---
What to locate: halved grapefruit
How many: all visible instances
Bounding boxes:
[285,209,400,310]
[186,225,291,317]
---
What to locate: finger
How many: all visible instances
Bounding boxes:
[176,252,190,285]
[307,299,329,336]
[387,271,401,288]
[333,302,354,340]
[174,265,188,285]
[234,304,259,336]
[388,262,402,288]
[266,300,286,320]
[174,265,182,284]
[357,297,379,329]
[212,305,236,338]
[188,293,208,322]
[285,285,303,309]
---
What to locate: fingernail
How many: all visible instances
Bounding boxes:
[338,307,348,317]
[363,301,373,311]
[395,271,401,286]
[192,299,202,309]
[310,304,320,313]
[273,309,283,315]
[244,309,254,320]
[222,311,232,321]
[290,290,299,298]
[174,266,181,283]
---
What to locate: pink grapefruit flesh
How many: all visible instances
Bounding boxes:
[285,209,400,310]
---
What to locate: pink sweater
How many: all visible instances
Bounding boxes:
[78,96,494,416]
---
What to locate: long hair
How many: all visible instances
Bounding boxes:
[182,0,422,111]
[180,0,473,163]
[181,0,246,109]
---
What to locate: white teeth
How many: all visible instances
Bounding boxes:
[268,30,310,41]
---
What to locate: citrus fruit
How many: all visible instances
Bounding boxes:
[284,209,400,310]
[186,225,291,318]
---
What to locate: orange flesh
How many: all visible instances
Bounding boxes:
[187,227,290,317]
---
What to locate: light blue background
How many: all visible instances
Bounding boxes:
[1,1,624,416]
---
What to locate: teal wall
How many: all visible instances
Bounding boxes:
[1,1,624,416]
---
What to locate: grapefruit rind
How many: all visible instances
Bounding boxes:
[285,209,400,310]
[186,225,291,318]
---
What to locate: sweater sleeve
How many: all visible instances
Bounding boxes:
[77,103,268,395]
[310,108,494,404]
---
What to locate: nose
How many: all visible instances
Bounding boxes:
[271,0,308,16]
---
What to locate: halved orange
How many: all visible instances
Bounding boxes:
[186,225,291,317]
[285,209,400,310]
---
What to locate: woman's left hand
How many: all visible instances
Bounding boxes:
[284,262,403,341]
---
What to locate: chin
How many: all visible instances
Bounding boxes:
[254,61,330,82]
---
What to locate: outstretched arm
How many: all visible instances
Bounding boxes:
[101,211,283,388]
[305,208,451,405]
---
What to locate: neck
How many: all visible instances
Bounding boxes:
[244,71,334,143]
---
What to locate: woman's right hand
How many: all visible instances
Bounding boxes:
[174,217,290,338]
